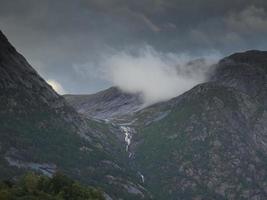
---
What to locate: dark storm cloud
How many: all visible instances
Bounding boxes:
[0,0,267,94]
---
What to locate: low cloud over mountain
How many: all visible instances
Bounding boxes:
[101,46,219,105]
[1,0,267,94]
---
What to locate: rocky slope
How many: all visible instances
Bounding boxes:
[0,30,151,200]
[64,87,143,121]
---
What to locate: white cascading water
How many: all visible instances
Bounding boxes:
[120,126,132,152]
[120,125,145,183]
[138,171,145,183]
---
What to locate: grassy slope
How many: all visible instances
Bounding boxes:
[132,83,267,199]
[0,100,146,199]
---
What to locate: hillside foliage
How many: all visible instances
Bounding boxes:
[0,173,104,200]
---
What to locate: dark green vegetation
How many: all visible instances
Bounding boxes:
[132,84,264,199]
[0,173,104,200]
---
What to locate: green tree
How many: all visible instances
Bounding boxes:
[0,172,104,200]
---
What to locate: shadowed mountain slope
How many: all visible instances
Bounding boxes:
[0,30,151,200]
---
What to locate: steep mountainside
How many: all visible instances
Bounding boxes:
[0,30,151,200]
[64,87,143,121]
[123,50,267,199]
[0,31,72,114]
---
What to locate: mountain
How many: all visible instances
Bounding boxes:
[125,50,267,199]
[64,87,143,121]
[0,30,151,200]
[70,50,267,199]
[2,28,267,200]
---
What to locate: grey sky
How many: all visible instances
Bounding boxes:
[1,0,267,94]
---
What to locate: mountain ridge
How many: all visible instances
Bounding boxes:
[0,30,65,109]
[64,86,144,121]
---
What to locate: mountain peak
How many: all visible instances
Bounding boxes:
[211,50,267,98]
[220,50,267,67]
[0,30,64,110]
[0,30,7,41]
[64,86,143,120]
[0,30,17,53]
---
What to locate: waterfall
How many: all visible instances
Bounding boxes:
[120,126,145,184]
[120,126,132,152]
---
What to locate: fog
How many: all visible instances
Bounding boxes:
[101,46,220,105]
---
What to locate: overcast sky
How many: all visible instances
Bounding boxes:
[1,0,267,95]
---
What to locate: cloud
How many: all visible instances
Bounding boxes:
[1,0,267,95]
[131,12,161,32]
[101,46,219,105]
[225,6,267,34]
[47,79,66,94]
